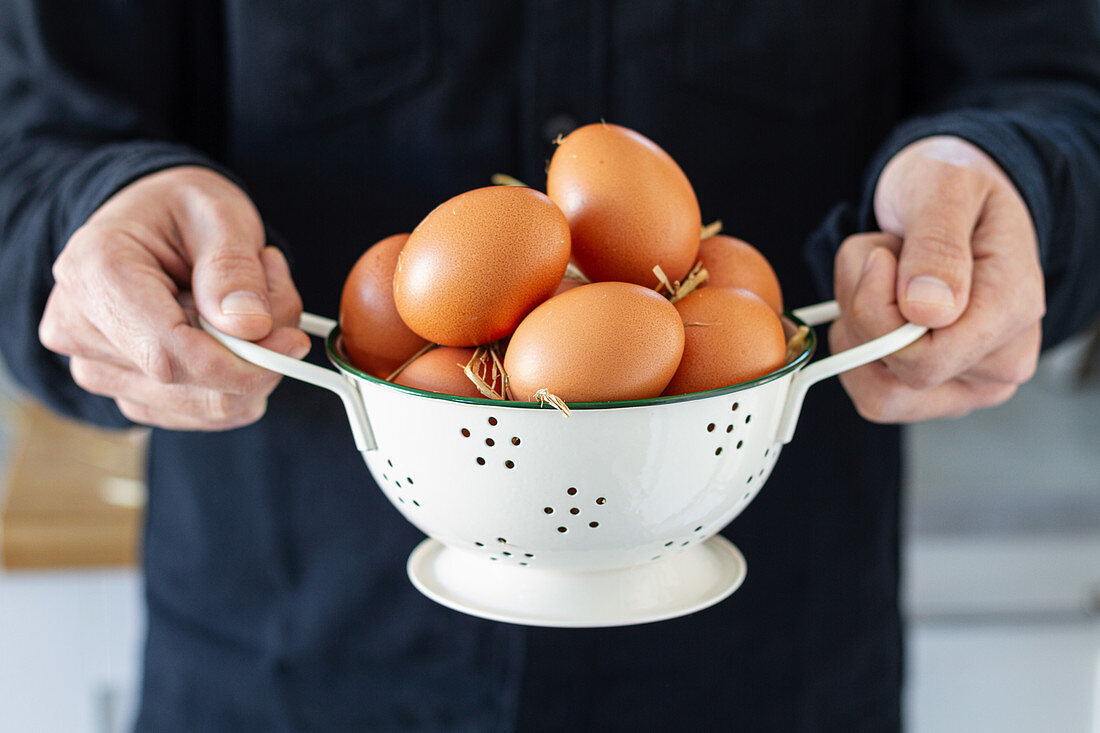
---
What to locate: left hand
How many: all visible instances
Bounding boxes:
[831,135,1045,422]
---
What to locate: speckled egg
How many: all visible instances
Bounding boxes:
[394,346,504,399]
[339,233,430,378]
[394,186,571,347]
[697,235,784,314]
[662,287,786,396]
[504,282,685,402]
[547,123,701,287]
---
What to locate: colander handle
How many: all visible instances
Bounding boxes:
[774,300,927,444]
[198,313,377,452]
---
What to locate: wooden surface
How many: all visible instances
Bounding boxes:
[0,401,146,569]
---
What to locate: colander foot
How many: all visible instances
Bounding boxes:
[406,535,747,628]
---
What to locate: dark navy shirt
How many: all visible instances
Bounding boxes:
[2,2,1099,730]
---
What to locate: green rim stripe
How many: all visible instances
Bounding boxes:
[325,312,816,410]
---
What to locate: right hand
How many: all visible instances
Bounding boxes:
[39,166,310,430]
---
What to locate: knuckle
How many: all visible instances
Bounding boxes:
[38,315,68,354]
[852,386,906,424]
[978,383,1018,410]
[931,160,988,198]
[53,227,101,283]
[209,396,267,429]
[136,341,176,384]
[1025,296,1047,326]
[51,250,76,285]
[911,224,970,265]
[203,391,235,422]
[997,354,1038,386]
[202,248,264,282]
[69,359,99,392]
[115,400,147,425]
[237,369,277,396]
[893,359,950,391]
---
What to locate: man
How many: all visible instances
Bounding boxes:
[2,2,1098,730]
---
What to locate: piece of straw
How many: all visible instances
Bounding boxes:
[386,342,436,382]
[700,220,723,240]
[533,388,571,417]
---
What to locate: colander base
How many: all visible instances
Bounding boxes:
[406,535,747,627]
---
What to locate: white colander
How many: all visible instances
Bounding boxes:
[201,300,924,627]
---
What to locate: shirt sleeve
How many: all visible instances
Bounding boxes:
[0,1,231,426]
[806,0,1100,349]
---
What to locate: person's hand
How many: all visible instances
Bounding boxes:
[39,166,310,429]
[831,136,1045,422]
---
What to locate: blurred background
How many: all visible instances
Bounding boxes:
[0,322,1097,732]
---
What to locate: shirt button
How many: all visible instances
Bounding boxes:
[543,114,577,143]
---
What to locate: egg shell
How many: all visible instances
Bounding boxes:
[394,346,504,399]
[339,233,430,378]
[662,287,786,396]
[504,281,685,402]
[547,123,701,287]
[697,235,784,314]
[394,186,571,346]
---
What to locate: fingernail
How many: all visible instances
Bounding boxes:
[220,291,268,316]
[906,276,955,308]
[863,248,880,274]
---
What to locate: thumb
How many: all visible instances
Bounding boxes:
[875,142,991,330]
[895,199,976,329]
[180,191,274,341]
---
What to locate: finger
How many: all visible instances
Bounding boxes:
[830,319,1018,422]
[39,290,133,368]
[893,162,989,329]
[175,187,273,341]
[259,247,306,330]
[58,236,196,384]
[957,322,1042,386]
[844,244,910,346]
[63,233,303,391]
[115,396,268,432]
[70,357,276,425]
[833,232,902,322]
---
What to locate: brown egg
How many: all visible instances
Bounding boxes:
[504,282,685,402]
[697,235,784,314]
[339,233,431,378]
[662,287,786,396]
[394,186,571,346]
[547,123,701,287]
[394,347,504,399]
